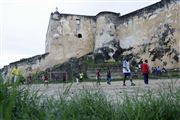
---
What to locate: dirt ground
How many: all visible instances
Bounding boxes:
[23,78,180,101]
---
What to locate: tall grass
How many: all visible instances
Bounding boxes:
[116,86,180,120]
[0,74,180,120]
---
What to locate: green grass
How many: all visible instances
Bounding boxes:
[0,75,180,120]
[84,61,120,68]
[130,71,180,80]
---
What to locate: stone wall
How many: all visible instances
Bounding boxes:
[94,12,120,51]
[95,0,180,69]
[0,53,49,80]
[45,14,96,68]
[1,0,179,80]
[119,0,180,69]
[44,0,179,70]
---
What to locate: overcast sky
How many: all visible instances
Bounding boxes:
[0,0,160,68]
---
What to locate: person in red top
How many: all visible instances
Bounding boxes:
[42,74,49,87]
[27,73,32,85]
[140,59,150,84]
[96,69,101,85]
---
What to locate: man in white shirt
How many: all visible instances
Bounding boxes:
[122,58,135,86]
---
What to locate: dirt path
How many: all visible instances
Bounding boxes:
[23,79,180,100]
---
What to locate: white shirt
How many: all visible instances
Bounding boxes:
[123,60,131,73]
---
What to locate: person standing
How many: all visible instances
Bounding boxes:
[79,72,84,82]
[42,74,49,87]
[156,66,161,76]
[11,65,21,84]
[140,59,150,84]
[96,69,101,85]
[122,58,135,86]
[27,73,32,85]
[75,73,80,85]
[106,68,111,85]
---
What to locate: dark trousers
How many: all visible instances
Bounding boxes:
[143,73,149,84]
[97,76,101,85]
[107,76,111,84]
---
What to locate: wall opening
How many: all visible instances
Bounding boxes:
[77,34,82,38]
[76,19,80,25]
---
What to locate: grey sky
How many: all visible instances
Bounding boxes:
[0,0,160,68]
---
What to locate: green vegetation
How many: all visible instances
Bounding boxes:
[130,70,180,80]
[0,74,180,120]
[150,71,180,79]
[29,71,180,84]
[84,60,120,68]
[31,71,46,84]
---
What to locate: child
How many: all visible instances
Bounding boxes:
[75,73,80,84]
[27,73,32,85]
[96,69,101,85]
[42,74,49,86]
[106,68,111,85]
[79,72,84,82]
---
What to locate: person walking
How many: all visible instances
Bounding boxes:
[106,68,111,85]
[75,73,80,85]
[96,69,101,85]
[79,72,84,82]
[122,58,135,86]
[42,74,49,87]
[140,59,150,84]
[27,73,32,85]
[156,66,161,76]
[11,65,21,84]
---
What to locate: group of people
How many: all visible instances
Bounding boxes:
[122,58,151,85]
[10,65,49,86]
[123,58,150,85]
[27,73,49,86]
[96,68,112,85]
[95,58,150,86]
[152,66,167,75]
[26,73,49,86]
[10,57,153,86]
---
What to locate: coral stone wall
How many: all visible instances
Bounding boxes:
[1,0,179,80]
[115,0,180,69]
[45,14,96,68]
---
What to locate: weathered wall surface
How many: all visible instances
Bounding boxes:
[93,12,120,62]
[0,53,49,80]
[117,0,180,69]
[94,12,119,51]
[96,0,180,69]
[45,14,96,68]
[1,0,179,80]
